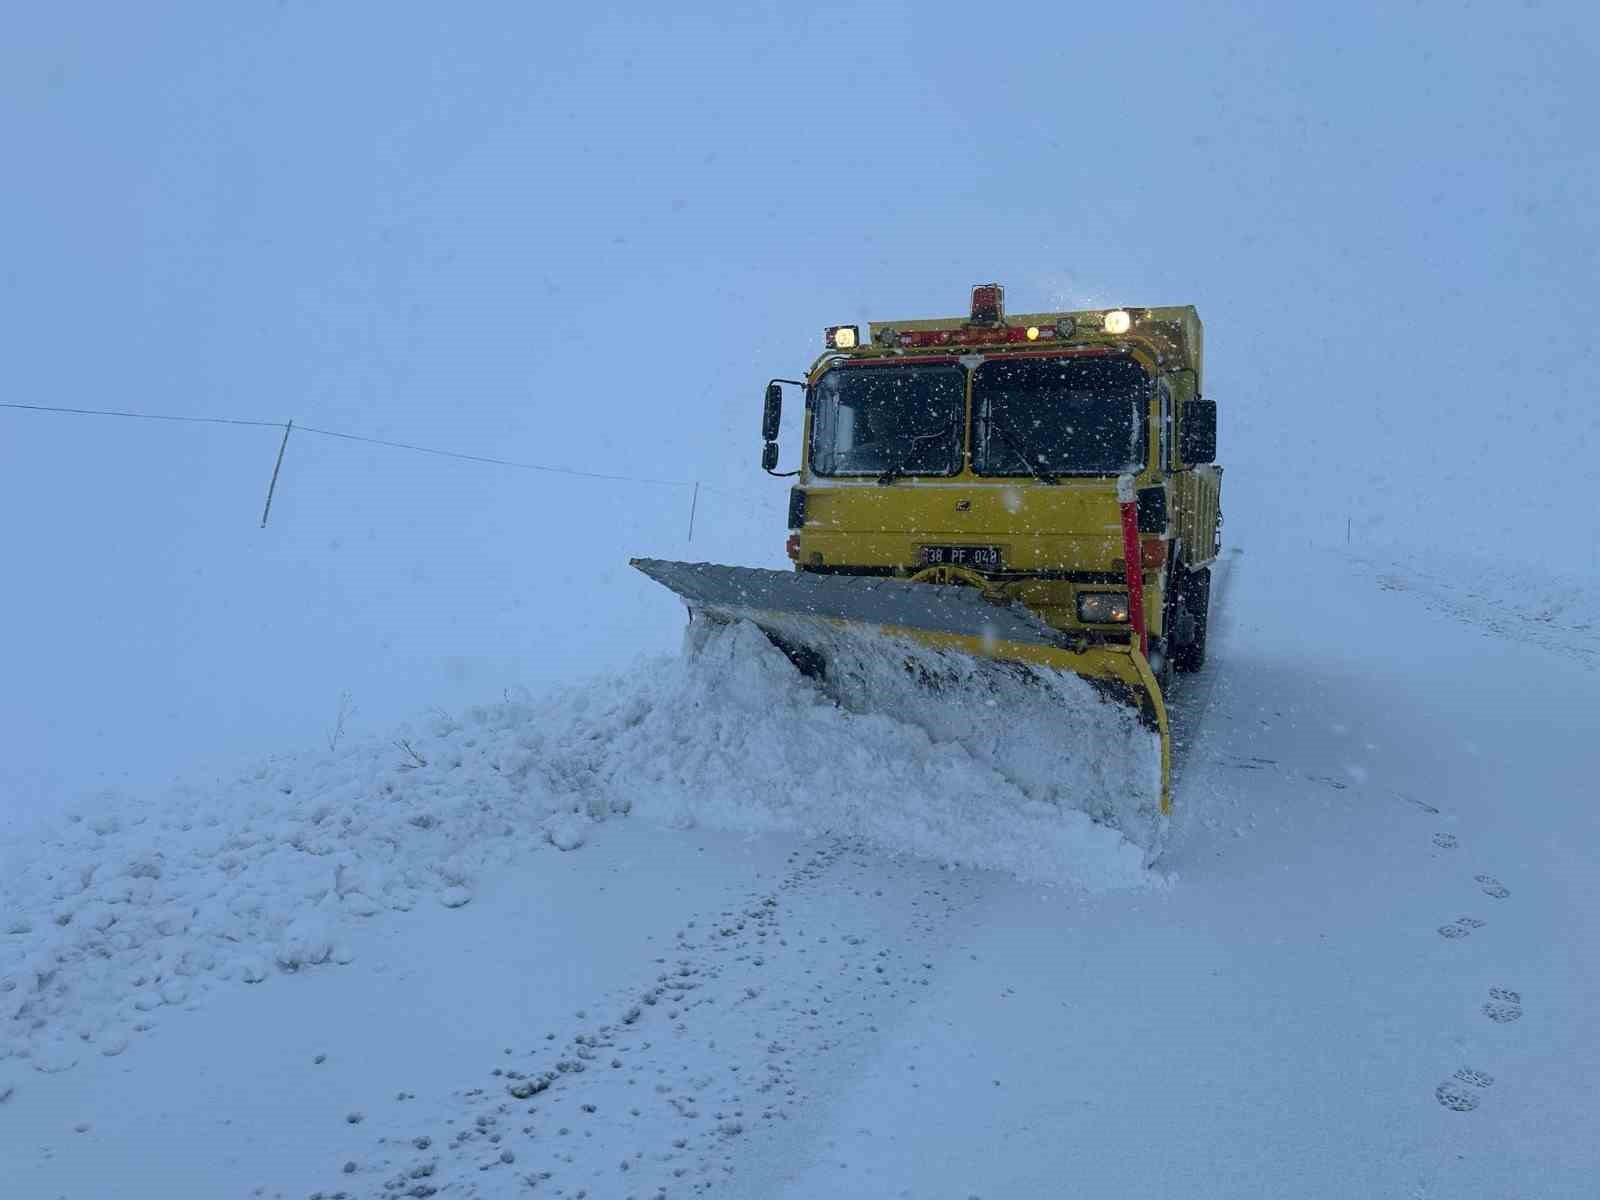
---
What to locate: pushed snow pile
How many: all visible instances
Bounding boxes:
[612,618,1165,877]
[0,619,1157,1074]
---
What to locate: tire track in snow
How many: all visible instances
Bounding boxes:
[1166,547,1241,794]
[1363,556,1599,669]
[309,837,988,1198]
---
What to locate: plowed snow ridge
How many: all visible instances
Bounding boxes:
[0,620,1157,1074]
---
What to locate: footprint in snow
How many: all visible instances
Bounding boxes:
[1437,914,1485,938]
[1216,753,1275,771]
[1432,832,1458,849]
[1435,1067,1494,1112]
[1474,874,1511,899]
[1483,987,1523,1023]
[1395,790,1440,814]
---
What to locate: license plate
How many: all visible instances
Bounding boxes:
[918,544,1003,570]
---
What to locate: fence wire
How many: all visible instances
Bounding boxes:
[2,400,782,527]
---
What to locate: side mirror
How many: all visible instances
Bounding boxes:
[762,382,783,442]
[761,441,779,471]
[1180,398,1216,464]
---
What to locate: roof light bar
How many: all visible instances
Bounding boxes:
[862,305,1140,352]
[892,324,1064,349]
[824,325,859,350]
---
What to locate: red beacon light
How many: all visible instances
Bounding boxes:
[969,283,1004,324]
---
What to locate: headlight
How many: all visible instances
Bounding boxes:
[1077,592,1130,623]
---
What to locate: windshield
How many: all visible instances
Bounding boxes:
[972,356,1150,477]
[809,363,964,478]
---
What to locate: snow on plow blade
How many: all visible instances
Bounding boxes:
[630,558,1171,845]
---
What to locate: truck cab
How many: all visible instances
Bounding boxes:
[762,284,1222,678]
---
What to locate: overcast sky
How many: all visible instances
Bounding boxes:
[3,1,1595,822]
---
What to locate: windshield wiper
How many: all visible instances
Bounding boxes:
[877,421,954,486]
[986,410,1059,484]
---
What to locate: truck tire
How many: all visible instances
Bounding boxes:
[1172,566,1210,673]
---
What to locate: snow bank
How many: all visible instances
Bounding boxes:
[596,619,1162,877]
[1363,548,1600,666]
[0,619,1156,1074]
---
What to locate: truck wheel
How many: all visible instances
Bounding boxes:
[1172,566,1210,673]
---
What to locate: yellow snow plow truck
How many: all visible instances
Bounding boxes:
[633,284,1220,849]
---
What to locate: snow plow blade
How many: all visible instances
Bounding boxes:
[630,558,1171,837]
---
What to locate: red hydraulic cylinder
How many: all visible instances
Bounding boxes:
[1116,474,1148,657]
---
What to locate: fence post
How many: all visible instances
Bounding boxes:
[260,420,294,528]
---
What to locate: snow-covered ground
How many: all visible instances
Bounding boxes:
[5,6,1595,1196]
[0,606,1156,1087]
[4,539,1597,1198]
